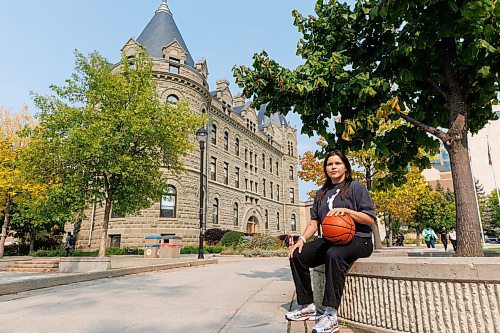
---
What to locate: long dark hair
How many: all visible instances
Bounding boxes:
[317,150,353,203]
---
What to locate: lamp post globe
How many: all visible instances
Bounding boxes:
[196,127,208,259]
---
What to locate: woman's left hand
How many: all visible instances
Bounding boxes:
[326,208,351,217]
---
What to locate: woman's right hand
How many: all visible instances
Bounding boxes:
[288,238,304,259]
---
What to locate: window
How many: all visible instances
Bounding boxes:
[109,234,121,248]
[291,214,297,232]
[276,161,279,176]
[169,57,180,74]
[265,210,269,229]
[270,158,273,173]
[211,124,217,145]
[212,199,219,224]
[270,182,274,200]
[160,185,177,218]
[289,166,294,180]
[169,64,180,74]
[166,94,179,103]
[262,153,266,169]
[210,157,217,181]
[233,203,239,226]
[277,212,280,230]
[245,178,248,190]
[289,187,295,204]
[235,138,240,156]
[277,184,280,200]
[223,131,229,151]
[263,179,266,197]
[223,162,229,185]
[235,167,240,188]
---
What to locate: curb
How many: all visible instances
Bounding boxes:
[0,258,218,296]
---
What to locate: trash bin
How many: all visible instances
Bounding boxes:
[144,236,162,258]
[158,236,182,259]
[144,244,160,258]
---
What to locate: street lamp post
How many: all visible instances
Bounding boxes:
[196,127,208,259]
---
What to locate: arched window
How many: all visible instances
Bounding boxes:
[166,94,179,103]
[289,166,294,180]
[211,124,217,145]
[265,209,269,230]
[277,212,280,230]
[291,214,297,232]
[235,138,240,156]
[160,185,177,218]
[223,131,229,151]
[262,153,266,169]
[233,203,239,226]
[212,199,219,224]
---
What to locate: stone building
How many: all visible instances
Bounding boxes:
[77,1,300,249]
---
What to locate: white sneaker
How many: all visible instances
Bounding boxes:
[285,304,317,321]
[312,314,340,333]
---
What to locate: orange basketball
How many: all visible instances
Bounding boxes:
[322,214,355,244]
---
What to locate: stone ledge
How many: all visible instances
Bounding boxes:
[0,258,217,296]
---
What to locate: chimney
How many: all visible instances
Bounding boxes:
[216,79,230,92]
[233,94,245,107]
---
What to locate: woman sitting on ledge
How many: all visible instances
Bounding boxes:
[285,150,376,333]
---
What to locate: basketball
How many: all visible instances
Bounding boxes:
[322,214,355,244]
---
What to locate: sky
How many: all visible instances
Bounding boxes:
[0,0,353,200]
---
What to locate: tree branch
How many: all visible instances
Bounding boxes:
[426,78,448,99]
[398,108,450,143]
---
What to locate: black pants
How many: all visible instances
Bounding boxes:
[441,237,448,251]
[289,236,373,309]
[450,239,457,251]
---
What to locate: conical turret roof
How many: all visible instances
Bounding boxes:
[136,1,195,67]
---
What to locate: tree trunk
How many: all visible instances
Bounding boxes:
[29,231,35,253]
[0,196,11,258]
[365,165,382,249]
[415,228,422,247]
[98,198,112,257]
[447,140,483,256]
[388,215,393,247]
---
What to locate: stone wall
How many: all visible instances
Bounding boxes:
[312,257,500,333]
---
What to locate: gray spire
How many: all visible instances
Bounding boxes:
[156,0,171,14]
[137,0,195,66]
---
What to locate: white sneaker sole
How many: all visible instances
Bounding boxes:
[285,314,317,321]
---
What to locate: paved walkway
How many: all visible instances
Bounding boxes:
[0,256,357,333]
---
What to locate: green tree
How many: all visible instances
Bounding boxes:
[27,50,205,257]
[485,190,500,232]
[234,0,498,256]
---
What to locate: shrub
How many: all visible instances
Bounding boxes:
[181,245,198,254]
[220,231,245,247]
[180,245,222,254]
[205,228,230,245]
[246,235,281,250]
[205,245,222,253]
[106,247,126,256]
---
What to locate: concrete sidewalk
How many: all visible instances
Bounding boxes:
[0,255,357,333]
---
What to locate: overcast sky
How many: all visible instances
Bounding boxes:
[0,0,355,200]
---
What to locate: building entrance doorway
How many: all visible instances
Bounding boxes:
[246,216,260,235]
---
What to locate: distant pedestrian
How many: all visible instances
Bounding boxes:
[422,225,437,249]
[65,232,75,256]
[448,227,457,251]
[440,226,448,251]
